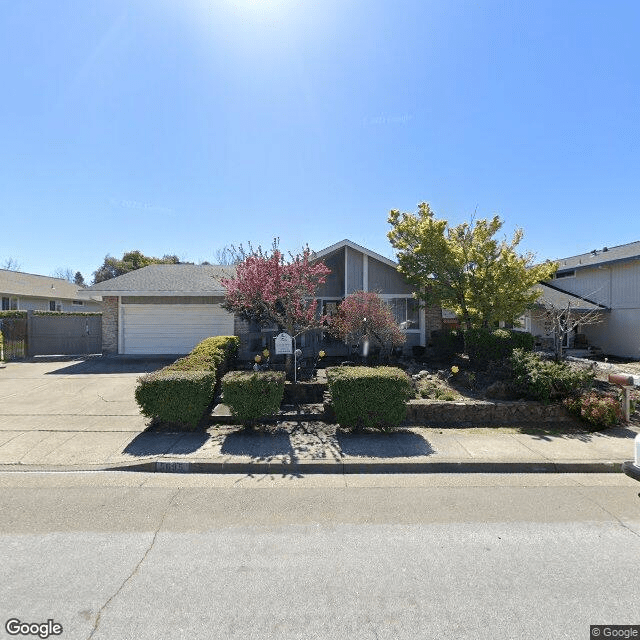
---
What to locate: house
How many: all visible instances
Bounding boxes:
[525,241,640,359]
[0,269,100,313]
[81,239,443,357]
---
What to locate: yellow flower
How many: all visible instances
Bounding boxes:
[318,350,326,358]
[254,355,262,363]
[262,349,270,358]
[451,365,459,374]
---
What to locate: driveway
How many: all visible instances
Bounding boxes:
[0,357,172,465]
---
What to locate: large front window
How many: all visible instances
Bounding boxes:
[388,297,419,331]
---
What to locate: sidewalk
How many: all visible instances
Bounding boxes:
[0,418,637,474]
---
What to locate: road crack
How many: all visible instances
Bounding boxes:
[86,487,180,639]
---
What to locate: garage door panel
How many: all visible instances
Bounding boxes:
[122,304,234,354]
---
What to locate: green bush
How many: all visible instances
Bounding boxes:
[135,370,217,428]
[221,370,285,426]
[135,335,238,428]
[510,349,594,403]
[0,311,27,319]
[326,366,414,431]
[464,328,534,367]
[563,392,623,429]
[431,329,464,359]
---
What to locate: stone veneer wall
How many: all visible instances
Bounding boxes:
[405,399,577,426]
[424,306,443,337]
[102,296,119,355]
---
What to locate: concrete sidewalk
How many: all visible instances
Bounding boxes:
[0,358,638,475]
[0,420,637,474]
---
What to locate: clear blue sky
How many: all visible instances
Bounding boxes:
[2,0,639,283]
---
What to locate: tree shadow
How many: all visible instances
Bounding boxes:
[123,431,210,456]
[337,428,434,458]
[516,424,638,442]
[221,427,295,461]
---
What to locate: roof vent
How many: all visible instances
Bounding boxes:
[603,246,608,251]
[591,250,598,255]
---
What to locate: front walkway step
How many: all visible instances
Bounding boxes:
[210,403,327,425]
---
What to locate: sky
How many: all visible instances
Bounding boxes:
[1,0,639,283]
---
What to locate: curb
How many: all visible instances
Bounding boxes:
[0,459,624,475]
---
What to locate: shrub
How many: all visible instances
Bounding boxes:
[563,392,623,429]
[135,335,238,428]
[326,366,413,431]
[416,378,460,401]
[221,370,286,426]
[464,328,534,367]
[431,329,464,359]
[135,369,217,428]
[510,349,594,403]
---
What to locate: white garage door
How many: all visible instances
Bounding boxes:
[122,304,234,355]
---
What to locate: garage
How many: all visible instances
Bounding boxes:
[122,303,234,355]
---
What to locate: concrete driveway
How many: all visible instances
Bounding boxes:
[0,357,172,466]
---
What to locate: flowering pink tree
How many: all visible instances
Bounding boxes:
[221,245,331,338]
[329,291,406,360]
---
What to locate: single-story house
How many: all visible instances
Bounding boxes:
[81,239,443,357]
[0,269,100,313]
[523,241,640,358]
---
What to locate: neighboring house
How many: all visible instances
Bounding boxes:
[81,239,443,357]
[524,241,640,358]
[0,269,100,313]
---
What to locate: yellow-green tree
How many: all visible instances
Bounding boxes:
[388,203,557,328]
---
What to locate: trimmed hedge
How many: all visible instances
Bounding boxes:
[464,328,534,367]
[221,370,286,426]
[326,366,413,430]
[135,370,217,428]
[135,335,239,429]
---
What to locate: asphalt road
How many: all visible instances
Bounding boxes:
[1,472,639,640]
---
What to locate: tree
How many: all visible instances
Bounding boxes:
[328,291,406,361]
[92,250,180,283]
[388,203,558,329]
[1,257,21,271]
[221,242,331,376]
[74,272,85,287]
[52,267,74,282]
[533,294,605,361]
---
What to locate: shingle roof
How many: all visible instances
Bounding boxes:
[84,264,236,294]
[0,269,84,300]
[534,283,608,311]
[555,240,640,272]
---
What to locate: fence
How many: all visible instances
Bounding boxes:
[0,311,102,359]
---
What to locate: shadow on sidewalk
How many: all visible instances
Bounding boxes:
[337,429,434,458]
[123,431,210,456]
[221,428,295,460]
[519,425,638,442]
[44,356,176,375]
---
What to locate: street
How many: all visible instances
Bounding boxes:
[1,472,639,640]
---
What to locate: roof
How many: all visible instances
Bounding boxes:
[555,240,640,273]
[533,283,608,311]
[314,239,398,268]
[0,269,84,300]
[82,264,236,296]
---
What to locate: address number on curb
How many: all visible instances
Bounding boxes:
[156,461,191,473]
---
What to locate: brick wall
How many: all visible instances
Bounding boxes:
[102,296,118,354]
[424,305,443,337]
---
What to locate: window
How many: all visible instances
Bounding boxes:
[3,297,17,310]
[388,298,420,331]
[72,300,84,306]
[2,297,9,311]
[49,300,57,311]
[555,270,575,279]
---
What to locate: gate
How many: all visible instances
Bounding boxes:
[28,312,102,356]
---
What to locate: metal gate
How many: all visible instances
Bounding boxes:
[28,313,102,356]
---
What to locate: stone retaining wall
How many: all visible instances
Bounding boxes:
[405,399,576,426]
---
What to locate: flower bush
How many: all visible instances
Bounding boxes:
[563,392,623,429]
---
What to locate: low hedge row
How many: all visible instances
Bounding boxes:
[326,365,413,431]
[464,328,534,367]
[221,370,286,426]
[135,336,239,428]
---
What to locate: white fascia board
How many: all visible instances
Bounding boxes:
[314,239,398,268]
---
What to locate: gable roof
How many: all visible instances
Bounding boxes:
[314,239,398,268]
[555,240,640,273]
[82,264,236,296]
[0,269,84,300]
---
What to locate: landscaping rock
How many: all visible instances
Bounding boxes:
[485,381,516,400]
